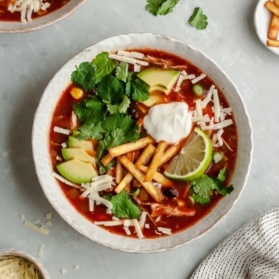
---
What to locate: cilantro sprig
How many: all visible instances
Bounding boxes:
[190,169,234,205]
[146,0,179,16]
[71,52,148,172]
[188,7,208,30]
[71,62,97,92]
[109,191,141,219]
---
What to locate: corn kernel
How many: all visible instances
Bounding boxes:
[70,87,84,99]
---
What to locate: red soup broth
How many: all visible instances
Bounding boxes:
[0,0,70,22]
[49,49,238,239]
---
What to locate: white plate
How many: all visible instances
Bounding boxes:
[32,33,253,253]
[0,0,86,33]
[254,0,279,56]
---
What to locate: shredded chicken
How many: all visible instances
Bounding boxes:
[145,55,188,71]
[151,203,196,217]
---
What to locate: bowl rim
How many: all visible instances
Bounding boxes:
[0,249,50,278]
[0,0,87,34]
[32,33,253,253]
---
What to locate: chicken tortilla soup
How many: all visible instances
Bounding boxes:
[50,49,237,239]
[0,0,70,22]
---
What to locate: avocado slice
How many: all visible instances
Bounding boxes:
[137,68,180,94]
[61,148,95,164]
[68,136,93,152]
[140,92,167,107]
[56,159,97,184]
[149,85,169,94]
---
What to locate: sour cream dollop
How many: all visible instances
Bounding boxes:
[143,102,192,143]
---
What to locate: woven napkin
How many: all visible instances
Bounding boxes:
[190,208,279,279]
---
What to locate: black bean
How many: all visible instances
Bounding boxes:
[163,187,178,199]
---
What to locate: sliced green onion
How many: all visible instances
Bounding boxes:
[213,151,224,163]
[192,84,204,96]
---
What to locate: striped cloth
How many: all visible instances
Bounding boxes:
[191,208,279,279]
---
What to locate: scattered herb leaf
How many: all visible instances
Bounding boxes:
[146,0,179,16]
[190,168,234,204]
[71,62,96,92]
[77,122,106,140]
[111,191,141,219]
[92,52,116,83]
[116,62,129,82]
[126,78,150,101]
[188,7,208,30]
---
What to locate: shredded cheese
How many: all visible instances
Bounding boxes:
[108,54,149,66]
[53,172,80,188]
[24,220,49,235]
[38,244,44,259]
[213,89,221,122]
[7,0,51,23]
[157,227,172,235]
[201,119,233,131]
[117,50,145,59]
[53,126,70,135]
[191,73,206,84]
[0,255,42,278]
[123,226,131,235]
[132,219,144,239]
[94,220,123,226]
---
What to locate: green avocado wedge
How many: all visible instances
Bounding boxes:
[56,159,97,184]
[61,148,95,164]
[68,136,94,152]
[137,68,180,94]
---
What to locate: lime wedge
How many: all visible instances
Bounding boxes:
[164,128,212,181]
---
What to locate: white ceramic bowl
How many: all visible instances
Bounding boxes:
[0,249,50,278]
[254,0,279,56]
[32,33,253,253]
[0,0,86,33]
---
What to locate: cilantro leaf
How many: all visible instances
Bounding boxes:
[110,191,141,219]
[98,159,115,175]
[192,193,211,205]
[217,168,226,182]
[102,113,139,142]
[146,0,179,16]
[71,62,96,92]
[105,95,130,114]
[190,169,234,205]
[191,175,215,203]
[104,129,126,149]
[126,78,149,101]
[92,52,116,83]
[97,75,125,104]
[116,62,129,82]
[214,183,234,196]
[77,122,106,140]
[188,7,208,30]
[73,97,106,124]
[84,96,104,111]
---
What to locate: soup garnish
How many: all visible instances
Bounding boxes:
[50,49,237,238]
[0,0,70,22]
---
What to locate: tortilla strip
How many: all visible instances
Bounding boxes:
[158,144,181,167]
[268,14,279,40]
[265,1,279,17]
[108,137,155,158]
[139,165,174,187]
[267,39,279,46]
[144,141,166,182]
[119,156,164,202]
[115,144,156,193]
